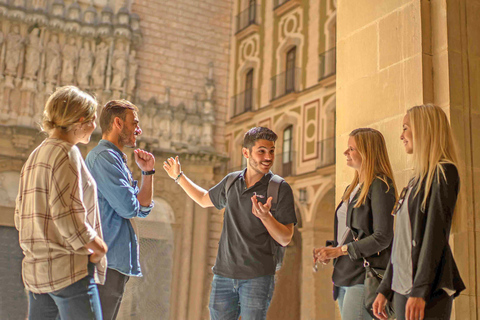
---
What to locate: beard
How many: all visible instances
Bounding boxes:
[119,127,135,148]
[248,157,272,174]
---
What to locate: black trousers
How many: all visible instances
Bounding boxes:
[393,290,453,320]
[97,268,130,320]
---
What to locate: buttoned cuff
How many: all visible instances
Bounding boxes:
[140,201,154,213]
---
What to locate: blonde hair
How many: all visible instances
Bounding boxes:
[408,104,459,210]
[343,128,398,207]
[41,86,97,133]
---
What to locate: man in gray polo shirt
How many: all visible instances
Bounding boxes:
[163,127,296,320]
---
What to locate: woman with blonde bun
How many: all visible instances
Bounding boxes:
[15,86,108,320]
[314,128,397,320]
[373,105,465,320]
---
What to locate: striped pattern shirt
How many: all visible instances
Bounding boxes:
[15,138,106,294]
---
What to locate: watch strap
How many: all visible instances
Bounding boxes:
[142,169,155,175]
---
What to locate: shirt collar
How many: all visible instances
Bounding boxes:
[98,139,127,162]
[239,168,273,185]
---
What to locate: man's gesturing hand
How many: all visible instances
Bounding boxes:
[163,156,181,180]
[134,149,155,171]
[251,194,273,221]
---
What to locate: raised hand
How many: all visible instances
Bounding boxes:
[163,156,181,180]
[134,149,155,171]
[251,194,273,221]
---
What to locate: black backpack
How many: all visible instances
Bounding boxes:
[224,171,286,272]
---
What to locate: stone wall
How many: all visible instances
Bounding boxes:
[336,0,480,318]
[131,0,233,153]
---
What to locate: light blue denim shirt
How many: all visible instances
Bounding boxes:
[85,139,153,277]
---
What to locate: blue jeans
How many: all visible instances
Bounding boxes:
[209,274,275,320]
[337,284,372,320]
[28,264,102,320]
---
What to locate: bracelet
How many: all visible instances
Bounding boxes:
[142,169,156,175]
[174,171,183,184]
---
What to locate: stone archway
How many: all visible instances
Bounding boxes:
[117,197,175,320]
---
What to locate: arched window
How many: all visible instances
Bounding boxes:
[282,126,293,176]
[285,47,296,94]
[244,68,254,112]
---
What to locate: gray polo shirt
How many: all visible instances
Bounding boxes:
[209,169,297,279]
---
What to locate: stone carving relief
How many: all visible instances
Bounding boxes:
[0,2,215,156]
[111,41,128,94]
[127,50,138,98]
[4,24,24,86]
[45,33,61,90]
[131,63,217,152]
[61,37,78,85]
[23,28,42,80]
[77,41,94,88]
[0,2,142,129]
[92,41,109,89]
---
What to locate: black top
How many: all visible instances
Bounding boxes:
[378,163,465,300]
[209,169,297,279]
[332,176,396,298]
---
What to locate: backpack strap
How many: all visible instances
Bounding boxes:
[267,174,284,215]
[224,171,243,198]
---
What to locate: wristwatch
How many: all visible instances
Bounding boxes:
[141,169,155,175]
[341,244,349,255]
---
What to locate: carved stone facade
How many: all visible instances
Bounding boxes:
[0,0,142,130]
[0,0,232,319]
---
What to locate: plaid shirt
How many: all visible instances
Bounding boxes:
[15,138,106,294]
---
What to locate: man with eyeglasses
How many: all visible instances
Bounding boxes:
[86,100,155,320]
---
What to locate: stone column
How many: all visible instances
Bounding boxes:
[337,0,480,318]
[300,226,315,320]
[443,1,480,318]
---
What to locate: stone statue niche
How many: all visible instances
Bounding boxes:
[127,50,138,99]
[111,40,128,97]
[77,41,94,89]
[61,37,79,85]
[91,40,109,90]
[23,27,43,81]
[4,24,24,88]
[45,33,61,92]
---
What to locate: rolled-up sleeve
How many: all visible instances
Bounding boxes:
[88,150,152,219]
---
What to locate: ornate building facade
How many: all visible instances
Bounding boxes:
[225,0,338,319]
[0,0,232,319]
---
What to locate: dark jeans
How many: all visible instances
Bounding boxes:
[97,268,130,320]
[28,264,102,320]
[208,274,275,320]
[394,290,453,320]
